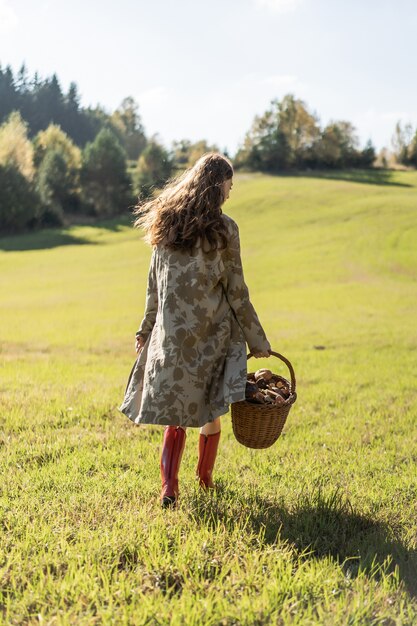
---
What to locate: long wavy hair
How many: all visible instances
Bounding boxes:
[132,152,233,250]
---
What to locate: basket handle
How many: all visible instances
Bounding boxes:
[247,350,296,393]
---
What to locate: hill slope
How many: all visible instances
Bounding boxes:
[1,170,416,623]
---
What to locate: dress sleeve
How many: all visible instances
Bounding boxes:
[222,222,271,354]
[136,248,158,341]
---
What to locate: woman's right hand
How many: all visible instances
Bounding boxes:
[135,335,145,354]
[252,349,271,358]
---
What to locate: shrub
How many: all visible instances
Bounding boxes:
[0,164,41,233]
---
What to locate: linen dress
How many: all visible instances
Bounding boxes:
[118,213,271,428]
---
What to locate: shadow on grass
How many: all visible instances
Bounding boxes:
[292,168,414,188]
[0,231,99,251]
[67,214,134,232]
[0,215,133,252]
[187,482,417,598]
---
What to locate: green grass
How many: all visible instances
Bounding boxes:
[1,169,417,624]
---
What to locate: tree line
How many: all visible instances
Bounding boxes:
[235,94,377,171]
[0,63,147,156]
[1,63,416,235]
[0,64,221,234]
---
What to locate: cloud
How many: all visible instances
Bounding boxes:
[254,0,303,13]
[0,0,18,32]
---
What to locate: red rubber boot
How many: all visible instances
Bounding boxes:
[196,431,221,489]
[160,426,186,508]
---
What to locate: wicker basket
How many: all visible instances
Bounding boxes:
[231,351,297,449]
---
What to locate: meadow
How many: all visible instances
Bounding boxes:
[0,169,416,625]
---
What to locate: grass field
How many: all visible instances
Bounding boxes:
[1,169,417,625]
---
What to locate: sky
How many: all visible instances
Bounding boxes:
[1,0,416,155]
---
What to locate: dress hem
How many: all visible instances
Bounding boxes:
[117,390,245,428]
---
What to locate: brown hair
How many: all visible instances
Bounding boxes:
[132,152,233,250]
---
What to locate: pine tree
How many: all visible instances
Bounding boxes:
[81,128,132,215]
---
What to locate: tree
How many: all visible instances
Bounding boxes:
[81,128,132,215]
[0,65,118,147]
[171,139,219,170]
[16,63,29,94]
[333,121,360,165]
[274,94,321,167]
[31,73,66,132]
[358,139,376,168]
[313,123,343,167]
[33,123,81,170]
[0,64,18,123]
[235,108,288,171]
[77,104,112,146]
[0,111,34,180]
[35,150,68,224]
[391,121,413,165]
[0,65,152,151]
[375,147,390,169]
[234,94,380,171]
[0,164,40,233]
[33,124,82,215]
[66,82,81,111]
[235,94,320,171]
[110,97,147,160]
[63,82,84,144]
[313,120,364,168]
[187,140,219,167]
[133,138,173,198]
[171,139,192,168]
[407,130,417,167]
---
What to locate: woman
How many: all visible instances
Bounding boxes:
[118,152,271,508]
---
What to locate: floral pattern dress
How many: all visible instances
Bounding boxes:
[118,214,271,428]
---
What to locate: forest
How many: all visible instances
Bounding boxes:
[1,63,417,234]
